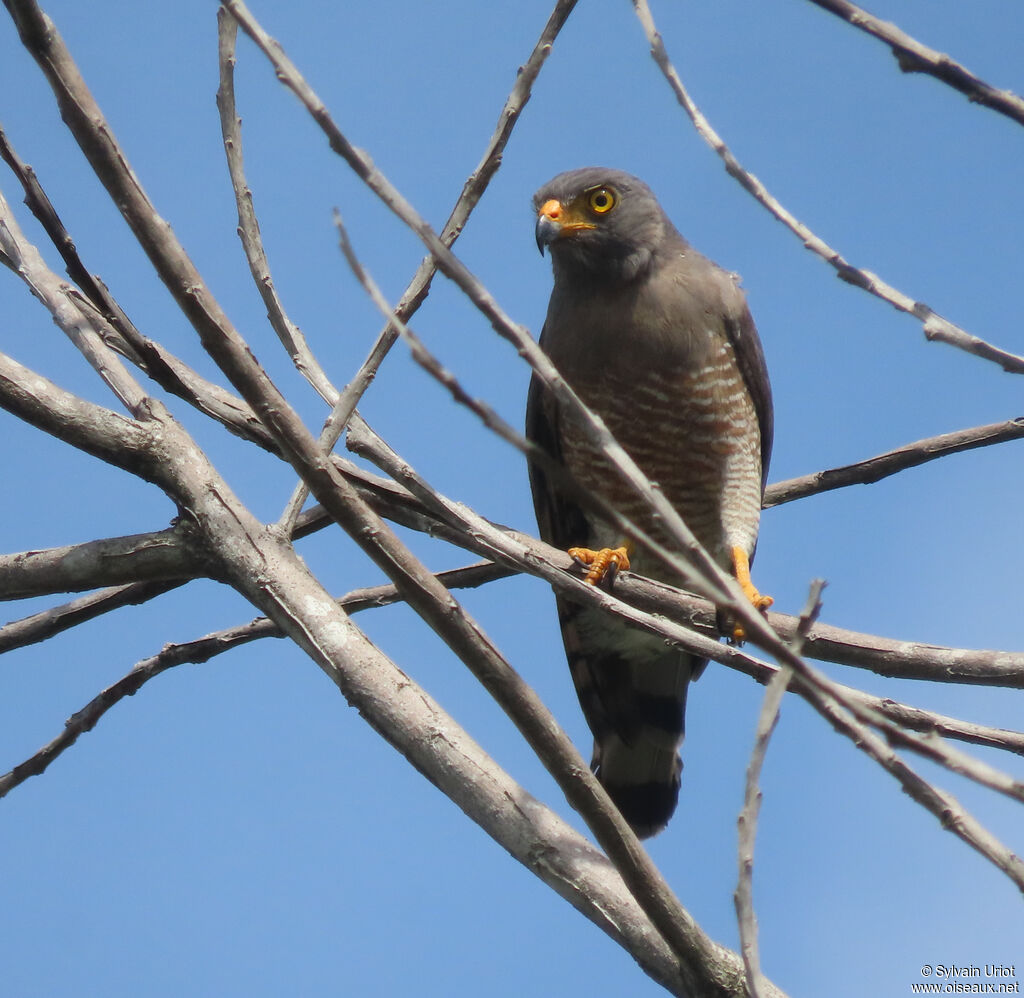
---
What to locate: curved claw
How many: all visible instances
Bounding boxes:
[568,545,631,586]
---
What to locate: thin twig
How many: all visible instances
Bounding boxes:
[631,0,1024,375]
[0,580,185,653]
[0,560,513,798]
[217,8,340,534]
[764,417,1024,507]
[791,666,1024,891]
[804,0,1024,128]
[0,188,150,413]
[735,581,826,998]
[216,9,339,409]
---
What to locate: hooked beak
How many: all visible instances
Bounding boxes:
[535,198,594,255]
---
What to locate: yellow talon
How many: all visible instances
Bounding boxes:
[730,545,773,641]
[568,545,631,586]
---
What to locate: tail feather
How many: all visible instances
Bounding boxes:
[557,598,701,838]
[594,736,683,839]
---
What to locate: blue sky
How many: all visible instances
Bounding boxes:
[1,1,1022,995]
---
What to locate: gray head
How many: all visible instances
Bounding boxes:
[533,167,682,285]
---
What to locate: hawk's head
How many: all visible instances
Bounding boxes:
[533,167,674,284]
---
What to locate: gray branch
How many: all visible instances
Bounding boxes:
[805,0,1024,128]
[764,418,1024,507]
[0,580,186,653]
[0,350,151,471]
[0,527,199,601]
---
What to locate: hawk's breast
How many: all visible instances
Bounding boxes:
[557,327,762,578]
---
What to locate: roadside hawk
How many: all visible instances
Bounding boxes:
[526,167,773,838]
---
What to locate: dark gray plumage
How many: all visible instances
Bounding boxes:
[527,167,772,837]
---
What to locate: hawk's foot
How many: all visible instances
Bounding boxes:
[568,545,631,587]
[729,545,773,642]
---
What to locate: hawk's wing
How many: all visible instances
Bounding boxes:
[724,303,773,489]
[524,356,587,553]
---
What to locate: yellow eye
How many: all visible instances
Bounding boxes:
[587,187,616,214]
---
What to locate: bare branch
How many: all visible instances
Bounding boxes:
[0,122,111,306]
[299,451,1024,701]
[0,527,199,600]
[216,9,339,407]
[791,668,1024,891]
[631,0,1024,375]
[873,721,1024,806]
[764,418,1024,507]
[0,580,185,653]
[785,614,1024,689]
[0,187,150,412]
[0,122,278,452]
[804,0,1024,128]
[0,561,509,795]
[0,350,151,471]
